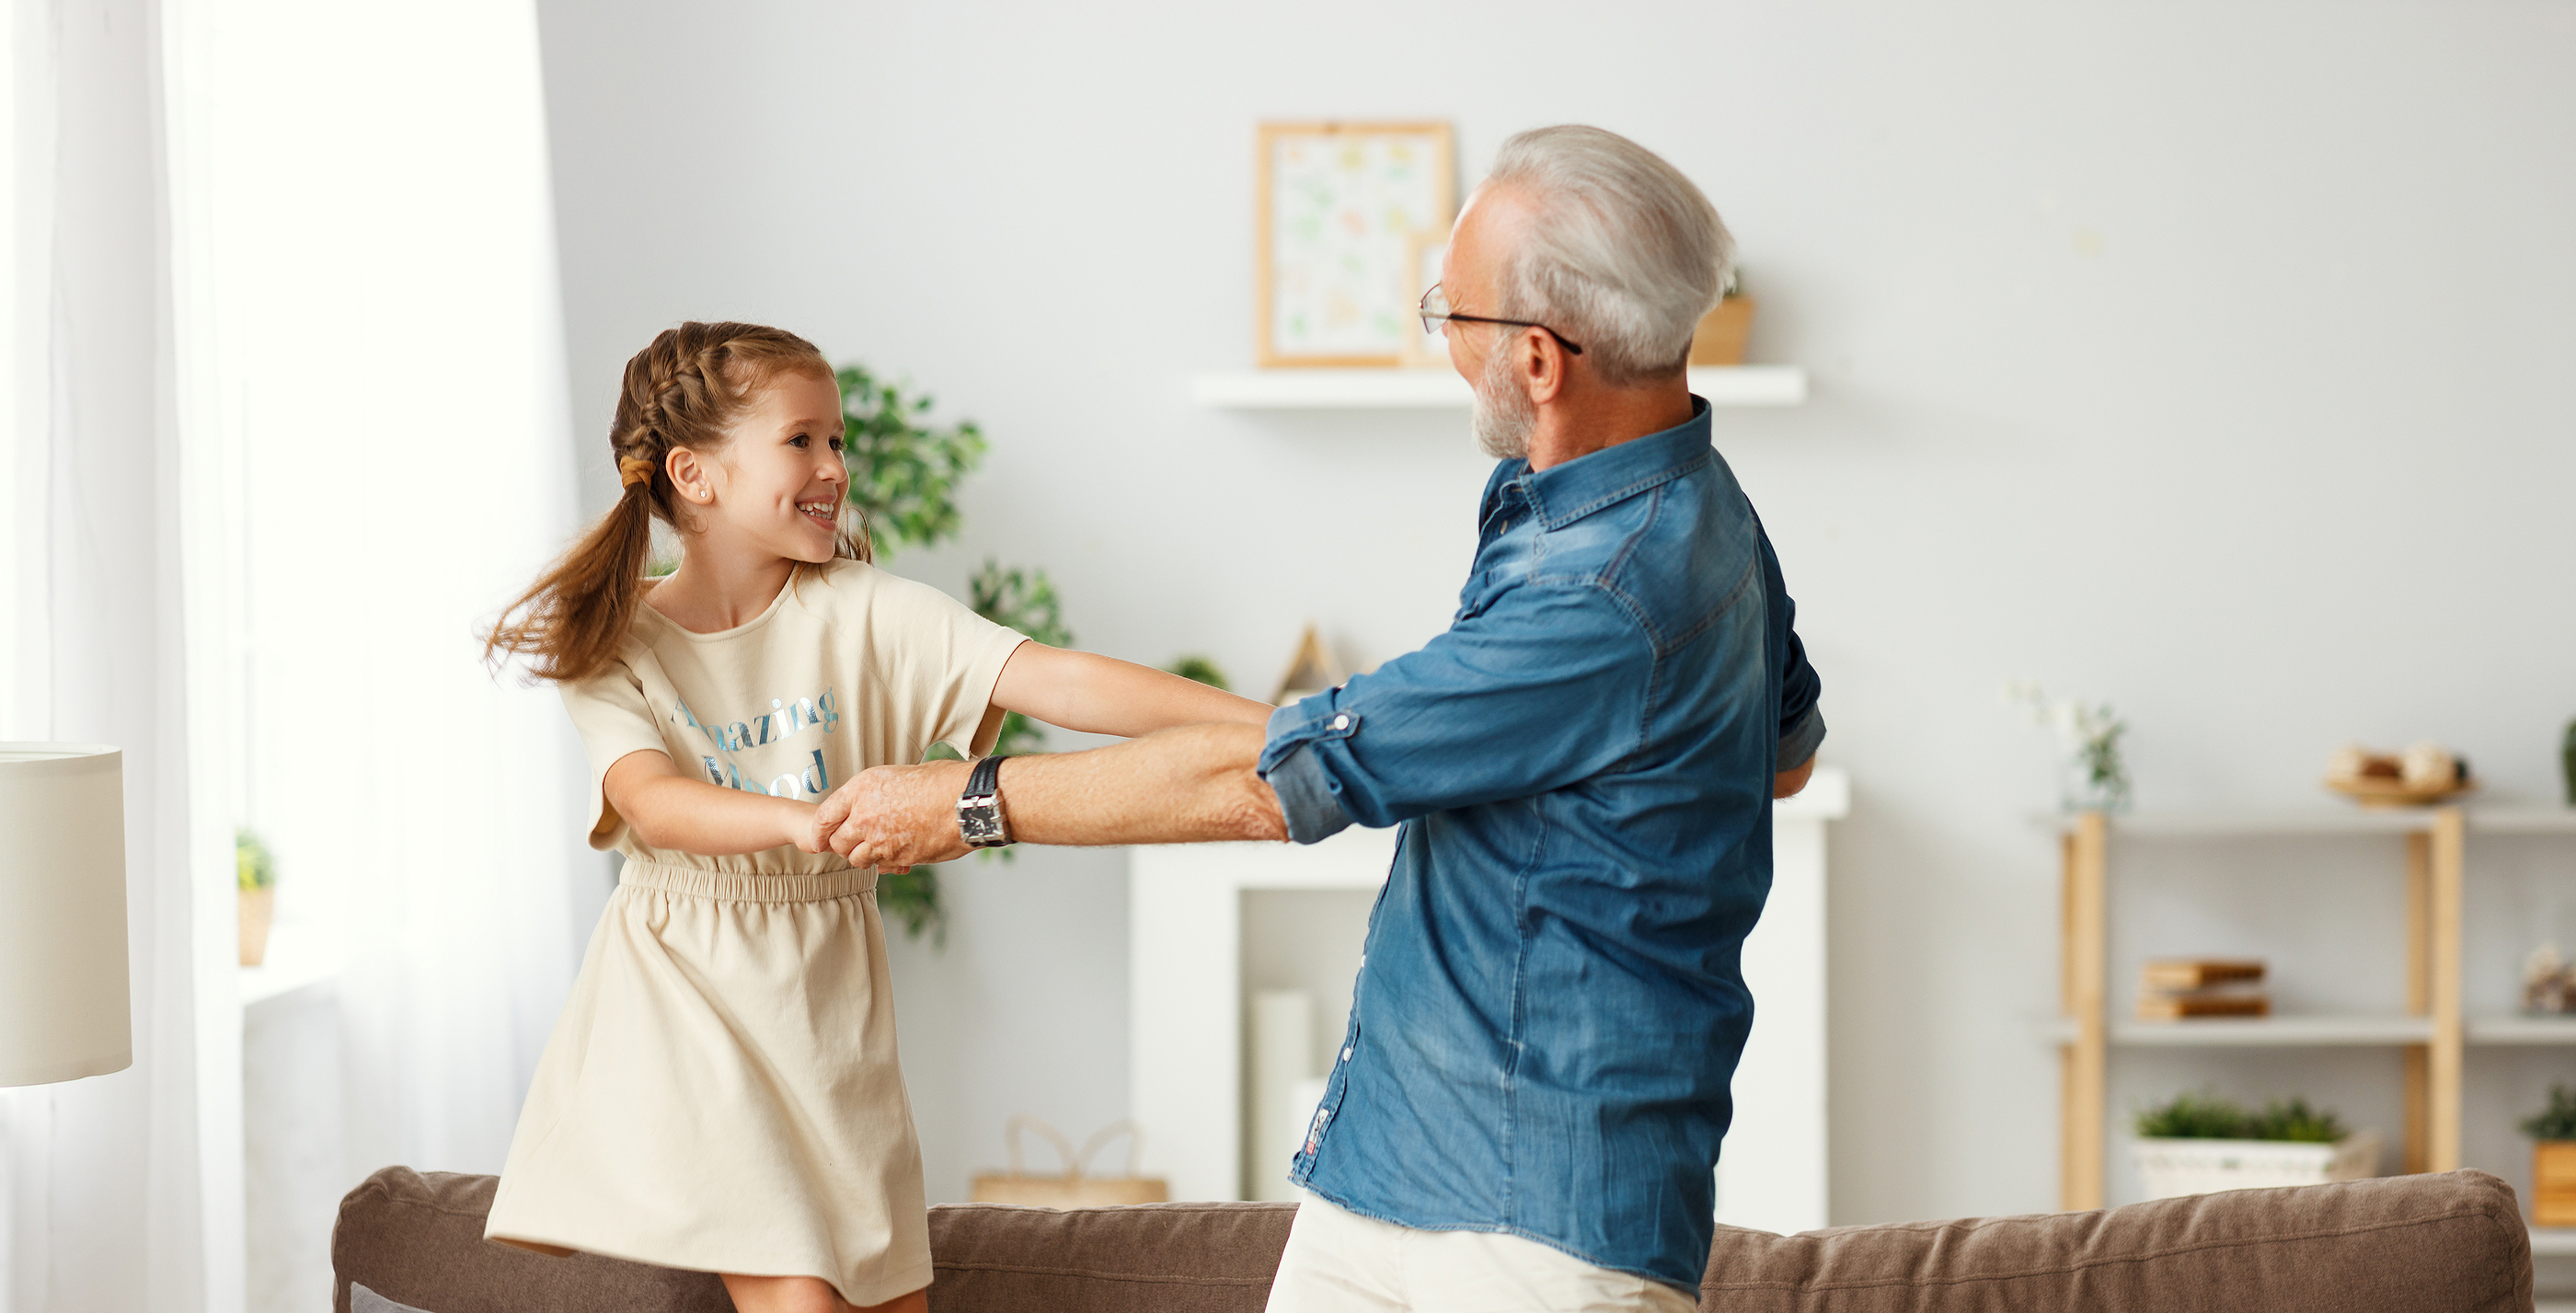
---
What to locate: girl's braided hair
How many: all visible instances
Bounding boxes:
[484,321,867,684]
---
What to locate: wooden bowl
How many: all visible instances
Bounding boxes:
[2323,776,2478,808]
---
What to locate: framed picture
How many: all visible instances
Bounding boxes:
[1397,229,1449,368]
[1255,121,1456,368]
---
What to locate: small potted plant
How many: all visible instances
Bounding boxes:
[2131,1091,2381,1199]
[2006,682,2133,812]
[236,827,276,967]
[2524,1083,2576,1227]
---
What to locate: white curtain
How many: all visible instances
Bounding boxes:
[0,0,238,1310]
[2,0,583,1308]
[179,0,589,1221]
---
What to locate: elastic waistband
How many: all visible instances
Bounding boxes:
[616,858,877,903]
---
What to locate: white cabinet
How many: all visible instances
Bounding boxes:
[1129,768,1847,1233]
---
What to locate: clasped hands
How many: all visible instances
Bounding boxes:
[810,760,976,870]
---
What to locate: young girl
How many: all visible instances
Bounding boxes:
[480,321,1271,1313]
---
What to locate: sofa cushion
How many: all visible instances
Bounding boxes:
[925,1201,1294,1312]
[1693,1169,2531,1312]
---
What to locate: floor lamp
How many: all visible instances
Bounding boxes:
[0,743,132,1088]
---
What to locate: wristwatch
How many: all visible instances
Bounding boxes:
[956,754,1013,848]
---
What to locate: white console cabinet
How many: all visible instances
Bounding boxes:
[1129,768,1848,1232]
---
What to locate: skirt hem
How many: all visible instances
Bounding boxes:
[482,1219,932,1307]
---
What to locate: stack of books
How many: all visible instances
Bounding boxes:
[2137,958,2269,1020]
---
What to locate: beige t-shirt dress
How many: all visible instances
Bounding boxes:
[485,559,1026,1306]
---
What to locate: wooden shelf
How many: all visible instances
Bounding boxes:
[2054,804,2576,1212]
[1190,365,1807,409]
[2109,1016,2433,1047]
[2039,805,2576,838]
[2052,808,2475,1211]
[2466,807,2576,835]
[2467,1014,2576,1045]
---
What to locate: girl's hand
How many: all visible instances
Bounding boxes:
[788,801,830,854]
[605,749,843,858]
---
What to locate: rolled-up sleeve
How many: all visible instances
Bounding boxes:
[1264,739,1354,844]
[1765,530,1825,771]
[1255,582,1656,840]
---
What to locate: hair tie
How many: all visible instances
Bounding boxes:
[617,455,658,490]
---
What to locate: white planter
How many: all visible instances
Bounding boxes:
[2132,1130,2383,1200]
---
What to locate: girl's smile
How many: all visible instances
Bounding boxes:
[676,368,851,567]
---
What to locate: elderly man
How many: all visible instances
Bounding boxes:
[819,124,1823,1313]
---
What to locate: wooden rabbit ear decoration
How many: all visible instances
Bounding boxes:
[1271,625,1348,708]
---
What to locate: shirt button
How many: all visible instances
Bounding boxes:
[1342,1046,1353,1061]
[1330,714,1351,731]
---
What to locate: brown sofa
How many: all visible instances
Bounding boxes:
[333,1167,2533,1311]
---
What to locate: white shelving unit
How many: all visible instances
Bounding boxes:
[1190,365,1807,409]
[2536,1228,2576,1258]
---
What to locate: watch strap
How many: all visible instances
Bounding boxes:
[958,754,1012,848]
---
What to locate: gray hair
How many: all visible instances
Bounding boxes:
[1478,125,1735,386]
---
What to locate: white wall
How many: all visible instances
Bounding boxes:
[532,0,2576,1226]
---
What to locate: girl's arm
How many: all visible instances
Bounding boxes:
[990,643,1275,739]
[604,749,825,854]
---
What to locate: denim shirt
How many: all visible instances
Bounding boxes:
[1257,400,1823,1292]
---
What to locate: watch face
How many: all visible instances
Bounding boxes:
[959,800,1008,847]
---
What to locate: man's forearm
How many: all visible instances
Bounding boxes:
[1003,721,1285,846]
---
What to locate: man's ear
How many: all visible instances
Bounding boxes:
[1523,328,1569,405]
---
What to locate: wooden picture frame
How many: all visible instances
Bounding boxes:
[1397,229,1449,368]
[1255,121,1456,368]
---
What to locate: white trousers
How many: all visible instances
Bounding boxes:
[1263,1192,1698,1313]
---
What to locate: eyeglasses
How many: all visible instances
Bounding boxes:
[1417,283,1584,356]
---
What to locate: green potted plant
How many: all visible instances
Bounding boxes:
[2524,1083,2576,1226]
[2131,1090,2380,1200]
[835,363,1074,942]
[236,827,276,967]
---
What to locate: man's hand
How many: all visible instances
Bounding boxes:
[1774,756,1816,800]
[816,760,975,870]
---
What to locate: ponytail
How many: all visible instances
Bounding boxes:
[483,320,848,684]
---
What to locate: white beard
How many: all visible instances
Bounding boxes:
[1471,346,1536,461]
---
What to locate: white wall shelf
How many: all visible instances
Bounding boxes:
[1190,365,1807,410]
[2535,1227,2576,1258]
[239,924,342,1009]
[2109,1016,2433,1047]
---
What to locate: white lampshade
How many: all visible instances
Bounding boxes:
[0,743,132,1087]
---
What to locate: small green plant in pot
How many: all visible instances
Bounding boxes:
[2524,1083,2576,1226]
[236,827,277,967]
[2131,1090,2377,1200]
